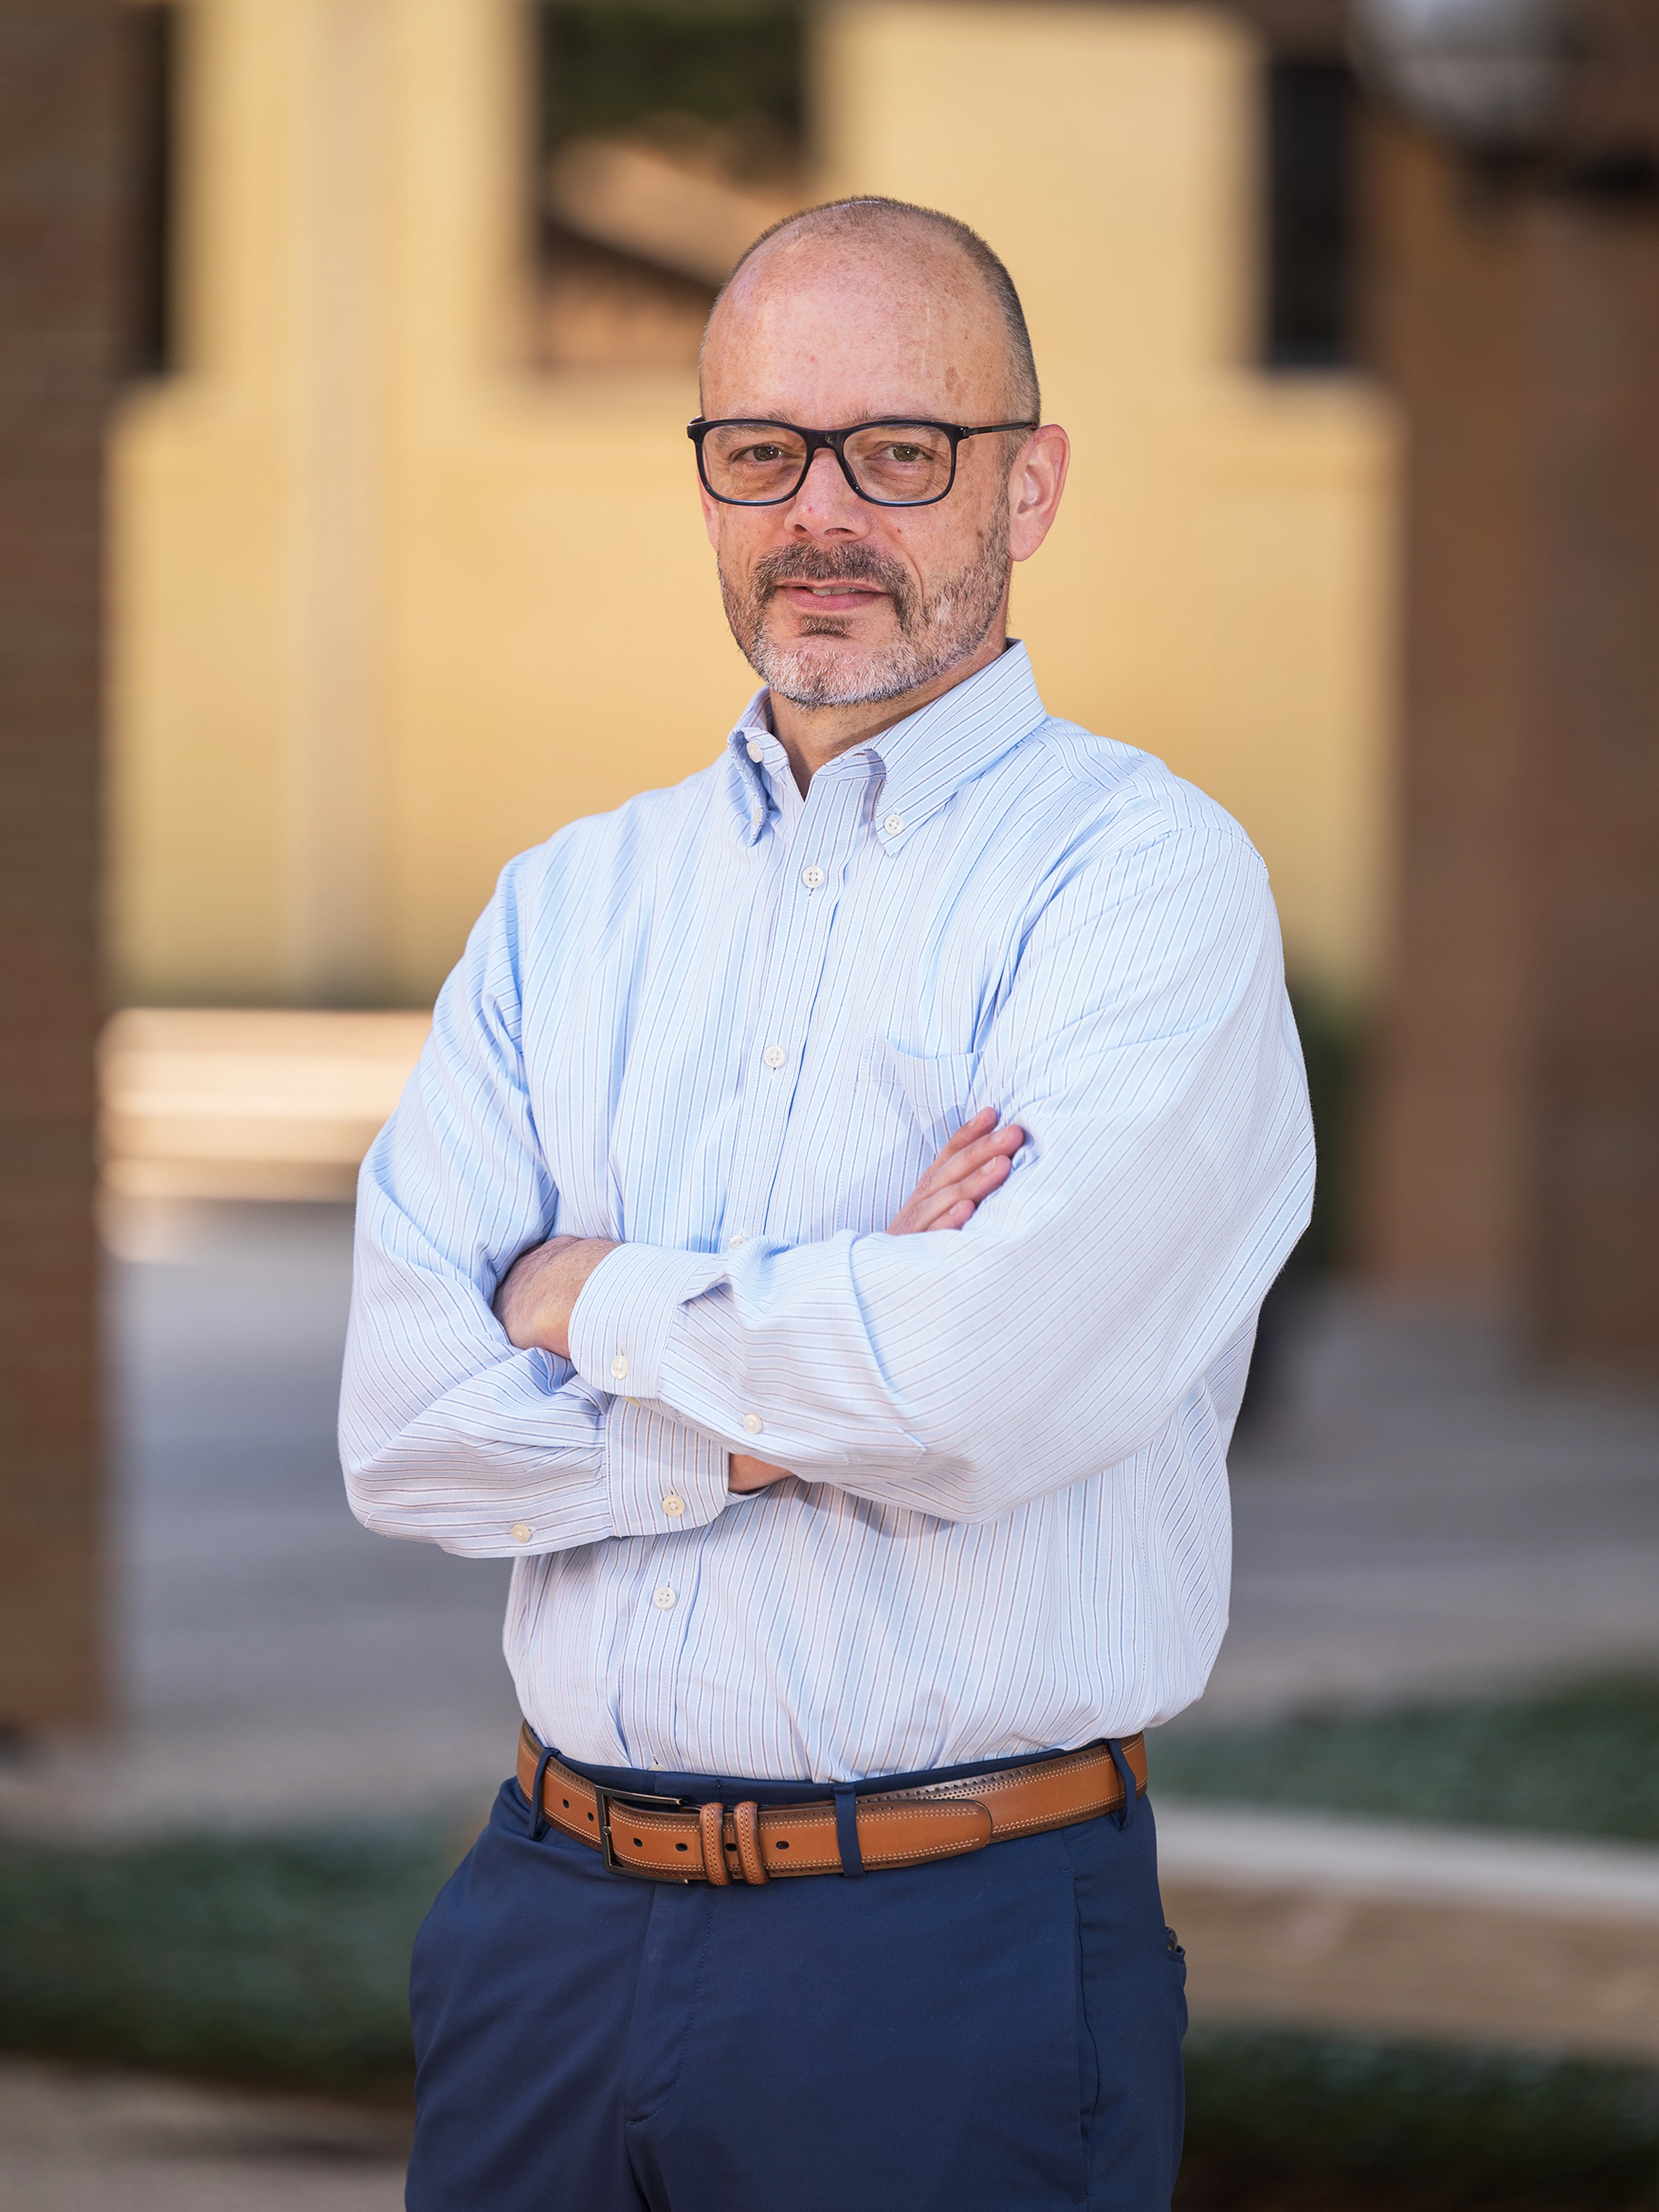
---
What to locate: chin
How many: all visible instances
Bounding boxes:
[763,642,877,702]
[764,649,921,711]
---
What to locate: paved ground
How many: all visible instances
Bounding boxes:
[2,1197,1656,1833]
[0,2060,410,2212]
[1,1200,520,1837]
[1157,1800,1659,2061]
[1211,1281,1659,1720]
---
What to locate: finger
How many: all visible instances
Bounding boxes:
[935,1124,1026,1183]
[937,1106,999,1158]
[895,1151,1012,1234]
[891,1132,1024,1233]
[906,1119,1023,1206]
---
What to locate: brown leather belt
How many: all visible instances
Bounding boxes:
[517,1723,1147,1885]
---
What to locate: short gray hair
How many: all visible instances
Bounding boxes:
[706,194,1041,424]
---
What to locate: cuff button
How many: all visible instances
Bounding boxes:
[610,1353,629,1380]
[510,1523,532,1544]
[741,1412,764,1435]
[662,1493,684,1517]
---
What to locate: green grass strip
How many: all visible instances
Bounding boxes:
[1180,2027,1659,2208]
[1154,1677,1659,1843]
[0,1825,452,2098]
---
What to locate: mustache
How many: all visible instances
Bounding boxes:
[752,545,912,604]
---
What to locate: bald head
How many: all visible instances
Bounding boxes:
[692,195,1069,769]
[702,196,1040,427]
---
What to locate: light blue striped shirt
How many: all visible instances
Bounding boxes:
[340,644,1313,1781]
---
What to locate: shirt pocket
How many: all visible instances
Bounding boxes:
[856,1038,979,1151]
[848,1040,980,1227]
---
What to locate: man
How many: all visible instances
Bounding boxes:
[341,196,1312,2211]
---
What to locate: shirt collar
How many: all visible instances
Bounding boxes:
[723,642,1048,850]
[724,688,777,846]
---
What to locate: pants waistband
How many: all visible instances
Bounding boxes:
[533,1736,1076,1811]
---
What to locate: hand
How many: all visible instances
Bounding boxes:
[724,1108,1025,1493]
[728,1451,791,1493]
[494,1234,619,1361]
[887,1107,1026,1234]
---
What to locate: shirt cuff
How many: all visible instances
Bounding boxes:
[567,1241,728,1402]
[603,1397,730,1538]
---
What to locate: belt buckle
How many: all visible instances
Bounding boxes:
[593,1784,683,1878]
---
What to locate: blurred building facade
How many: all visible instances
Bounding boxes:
[106,0,1396,1017]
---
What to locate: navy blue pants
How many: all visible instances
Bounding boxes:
[407,1750,1187,2211]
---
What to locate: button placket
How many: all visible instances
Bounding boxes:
[717,771,866,1246]
[615,1547,696,1758]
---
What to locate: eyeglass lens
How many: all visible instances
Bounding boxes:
[702,422,956,504]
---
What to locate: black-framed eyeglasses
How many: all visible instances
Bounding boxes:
[687,415,1038,508]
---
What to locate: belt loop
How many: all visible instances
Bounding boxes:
[700,1800,732,1885]
[832,1782,866,1878]
[733,1801,769,1885]
[527,1743,555,1843]
[1106,1738,1138,1830]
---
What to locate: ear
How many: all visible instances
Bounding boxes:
[1008,424,1070,563]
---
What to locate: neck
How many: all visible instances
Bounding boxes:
[768,626,1010,793]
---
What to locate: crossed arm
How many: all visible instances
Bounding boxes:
[494,1108,1025,1492]
[343,822,1312,1549]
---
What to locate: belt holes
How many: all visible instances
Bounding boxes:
[562,1798,570,1808]
[675,1841,688,1853]
[587,1811,595,1821]
[632,1836,644,1847]
[775,1839,788,1850]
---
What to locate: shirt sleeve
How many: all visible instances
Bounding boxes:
[566,824,1315,1523]
[337,858,733,1557]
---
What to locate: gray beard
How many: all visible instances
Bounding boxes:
[719,509,1011,709]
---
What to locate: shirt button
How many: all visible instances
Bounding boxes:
[746,740,763,762]
[801,865,825,889]
[662,1492,684,1517]
[653,1585,677,1610]
[610,1352,629,1380]
[884,813,903,835]
[510,1523,532,1544]
[742,1412,764,1435]
[727,1232,747,1249]
[762,1045,786,1070]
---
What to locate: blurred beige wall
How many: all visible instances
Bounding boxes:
[107,0,1396,1013]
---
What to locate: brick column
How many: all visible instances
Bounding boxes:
[1528,192,1659,1365]
[0,1,125,1728]
[1358,4,1659,1371]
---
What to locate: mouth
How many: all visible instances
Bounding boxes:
[774,581,888,615]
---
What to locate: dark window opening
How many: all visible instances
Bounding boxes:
[1264,59,1354,371]
[531,4,805,372]
[120,2,180,381]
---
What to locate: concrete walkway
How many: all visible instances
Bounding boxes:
[0,2060,409,2212]
[1157,1798,1659,2062]
[1207,1283,1659,1718]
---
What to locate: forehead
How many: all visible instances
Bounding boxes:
[702,228,1006,421]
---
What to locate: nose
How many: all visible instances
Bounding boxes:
[784,443,868,538]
